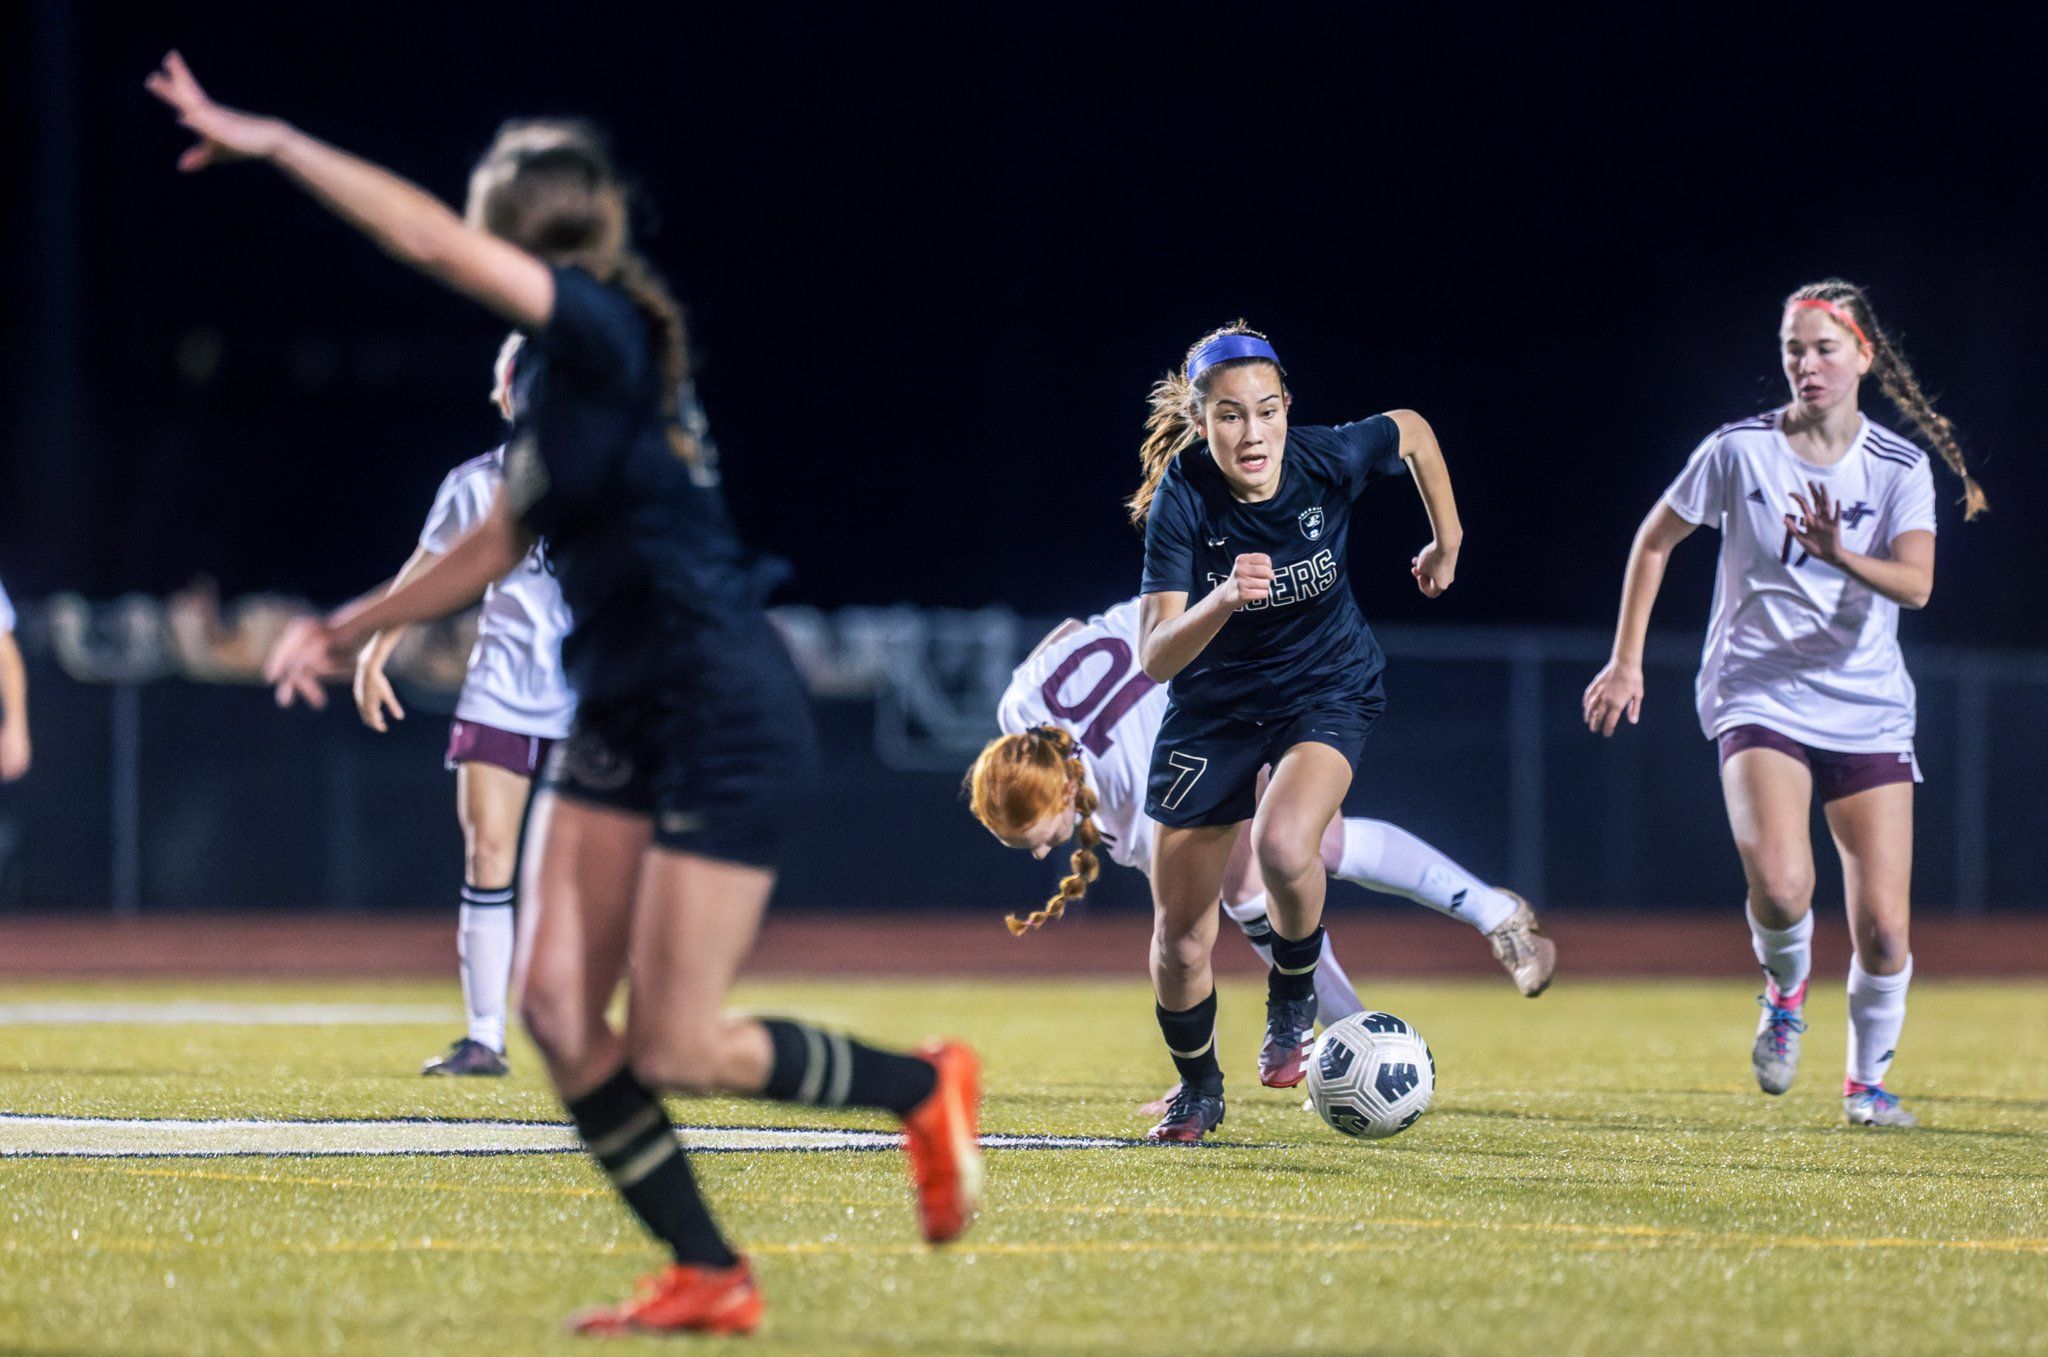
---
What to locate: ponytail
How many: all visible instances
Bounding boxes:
[612,249,711,478]
[1127,319,1284,526]
[1787,280,1987,520]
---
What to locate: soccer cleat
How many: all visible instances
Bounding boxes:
[1145,1084,1226,1143]
[1138,1083,1182,1119]
[902,1040,983,1245]
[421,1037,508,1077]
[1843,1081,1918,1128]
[1486,892,1557,997]
[1258,992,1319,1088]
[1751,981,1807,1096]
[565,1259,764,1336]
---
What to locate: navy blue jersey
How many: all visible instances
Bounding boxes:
[1139,417,1405,720]
[504,265,787,713]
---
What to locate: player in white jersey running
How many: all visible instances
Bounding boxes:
[968,596,1555,1109]
[1584,280,1988,1129]
[0,573,28,783]
[354,335,577,1076]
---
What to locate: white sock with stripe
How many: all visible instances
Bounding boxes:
[1846,954,1912,1088]
[458,884,515,1053]
[1335,819,1516,933]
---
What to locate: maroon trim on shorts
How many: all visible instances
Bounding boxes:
[445,719,554,779]
[1716,723,1918,803]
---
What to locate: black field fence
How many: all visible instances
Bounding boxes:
[3,599,2045,916]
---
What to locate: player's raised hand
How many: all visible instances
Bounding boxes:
[1786,481,1844,566]
[1225,553,1274,609]
[264,616,349,711]
[144,51,289,173]
[1411,539,1458,598]
[1582,659,1645,737]
[353,657,406,733]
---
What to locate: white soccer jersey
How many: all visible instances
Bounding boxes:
[997,598,1168,872]
[420,449,577,739]
[1663,410,1937,752]
[0,575,13,634]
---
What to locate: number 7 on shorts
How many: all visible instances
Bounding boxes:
[1161,750,1209,812]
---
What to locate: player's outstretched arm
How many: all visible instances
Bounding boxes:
[145,52,554,331]
[0,630,29,782]
[266,493,526,710]
[1387,410,1462,598]
[1583,502,1697,736]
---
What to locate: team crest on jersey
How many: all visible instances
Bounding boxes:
[1842,501,1876,527]
[1298,506,1325,541]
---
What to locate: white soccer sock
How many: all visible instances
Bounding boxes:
[1746,906,1814,1001]
[1335,819,1515,933]
[1846,954,1911,1088]
[458,887,516,1053]
[1229,894,1365,1022]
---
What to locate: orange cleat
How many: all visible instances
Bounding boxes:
[565,1259,764,1337]
[902,1040,984,1244]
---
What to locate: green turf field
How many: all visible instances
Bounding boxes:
[2,976,2045,1356]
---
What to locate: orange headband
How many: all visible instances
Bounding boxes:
[1786,298,1871,349]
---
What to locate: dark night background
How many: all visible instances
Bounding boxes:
[4,3,2043,641]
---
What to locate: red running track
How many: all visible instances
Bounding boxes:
[1,910,2043,979]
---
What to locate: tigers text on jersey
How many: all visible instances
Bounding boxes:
[997,598,1166,873]
[1663,410,1937,752]
[421,448,578,740]
[1140,418,1407,720]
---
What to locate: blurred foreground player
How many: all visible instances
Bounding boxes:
[1584,280,1987,1129]
[0,573,27,782]
[150,53,981,1335]
[1128,322,1466,1141]
[355,336,576,1077]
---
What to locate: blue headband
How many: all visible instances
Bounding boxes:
[1186,333,1283,383]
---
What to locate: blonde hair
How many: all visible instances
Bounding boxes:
[1786,279,1987,520]
[1127,319,1284,526]
[964,725,1101,935]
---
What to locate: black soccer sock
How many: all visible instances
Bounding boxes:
[1155,990,1223,1096]
[1267,924,1326,1002]
[759,1019,939,1116]
[566,1067,737,1268]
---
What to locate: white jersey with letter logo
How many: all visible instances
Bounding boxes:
[997,598,1166,872]
[420,448,577,740]
[1662,411,1937,752]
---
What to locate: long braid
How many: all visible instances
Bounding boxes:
[1788,280,1987,520]
[612,248,711,477]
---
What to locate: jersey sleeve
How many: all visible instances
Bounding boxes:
[1887,457,1938,544]
[1332,415,1406,497]
[418,464,495,555]
[0,577,14,634]
[537,265,648,386]
[1140,473,1199,597]
[1662,433,1728,526]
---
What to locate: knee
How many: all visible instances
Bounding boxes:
[1150,919,1209,985]
[1854,921,1911,974]
[1253,818,1322,887]
[464,831,518,888]
[1748,860,1815,919]
[516,975,593,1066]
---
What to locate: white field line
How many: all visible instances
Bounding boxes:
[0,1001,456,1026]
[0,1114,1137,1158]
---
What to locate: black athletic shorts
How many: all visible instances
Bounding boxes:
[543,656,820,869]
[1144,682,1385,830]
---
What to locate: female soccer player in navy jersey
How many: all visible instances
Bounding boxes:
[1128,321,1466,1142]
[1584,281,1986,1129]
[149,53,981,1334]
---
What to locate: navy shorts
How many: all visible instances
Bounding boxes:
[543,661,820,869]
[1145,683,1385,830]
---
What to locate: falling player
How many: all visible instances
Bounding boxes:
[1127,322,1466,1141]
[355,335,576,1077]
[151,53,981,1336]
[1583,280,1987,1128]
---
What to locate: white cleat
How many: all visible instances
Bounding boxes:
[1486,892,1557,997]
[1751,982,1807,1096]
[1844,1083,1918,1128]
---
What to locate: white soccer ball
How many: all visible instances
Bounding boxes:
[1306,1011,1435,1140]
